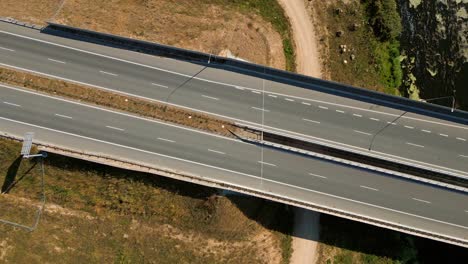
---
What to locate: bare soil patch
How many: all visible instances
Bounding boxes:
[0,0,287,70]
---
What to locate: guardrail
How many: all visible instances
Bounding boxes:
[2,133,466,248]
[234,125,468,192]
[43,22,468,124]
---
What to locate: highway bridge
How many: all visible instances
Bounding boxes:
[0,22,467,247]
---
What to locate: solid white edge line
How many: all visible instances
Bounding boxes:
[0,29,193,78]
[157,137,175,143]
[54,113,72,119]
[1,29,465,131]
[0,83,242,143]
[412,198,431,204]
[1,116,467,231]
[406,142,424,148]
[106,125,125,131]
[3,101,21,107]
[360,185,379,191]
[1,67,466,177]
[308,173,327,179]
[207,149,226,155]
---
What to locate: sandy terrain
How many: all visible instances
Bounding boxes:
[277,0,322,77]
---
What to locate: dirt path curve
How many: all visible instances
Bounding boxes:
[290,208,320,264]
[277,0,322,78]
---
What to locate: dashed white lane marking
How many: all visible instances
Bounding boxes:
[302,118,321,124]
[0,46,14,52]
[422,129,431,133]
[251,90,261,94]
[157,137,175,143]
[406,142,424,148]
[208,149,226,155]
[201,95,219,101]
[54,113,73,119]
[234,86,245,90]
[459,155,468,158]
[47,58,66,64]
[308,173,327,179]
[353,130,372,136]
[267,94,277,98]
[99,70,118,76]
[258,161,277,167]
[106,125,125,131]
[285,98,295,102]
[457,137,466,141]
[360,185,379,191]
[251,107,270,112]
[439,133,449,137]
[465,210,468,213]
[353,114,362,117]
[412,198,431,204]
[404,125,414,129]
[301,102,311,106]
[3,101,21,107]
[370,118,380,121]
[151,82,168,88]
[336,110,345,113]
[318,105,328,110]
[387,122,397,125]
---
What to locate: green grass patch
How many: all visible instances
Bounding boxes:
[312,0,403,95]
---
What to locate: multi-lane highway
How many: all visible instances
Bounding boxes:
[0,22,467,177]
[1,83,467,245]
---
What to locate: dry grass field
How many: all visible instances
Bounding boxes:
[0,0,293,70]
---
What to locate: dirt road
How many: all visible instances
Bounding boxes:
[277,0,322,77]
[290,208,320,264]
[276,0,322,261]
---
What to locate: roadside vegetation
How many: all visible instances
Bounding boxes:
[0,0,294,71]
[0,137,293,263]
[309,0,403,95]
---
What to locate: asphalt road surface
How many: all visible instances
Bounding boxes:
[0,84,467,245]
[0,23,467,178]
